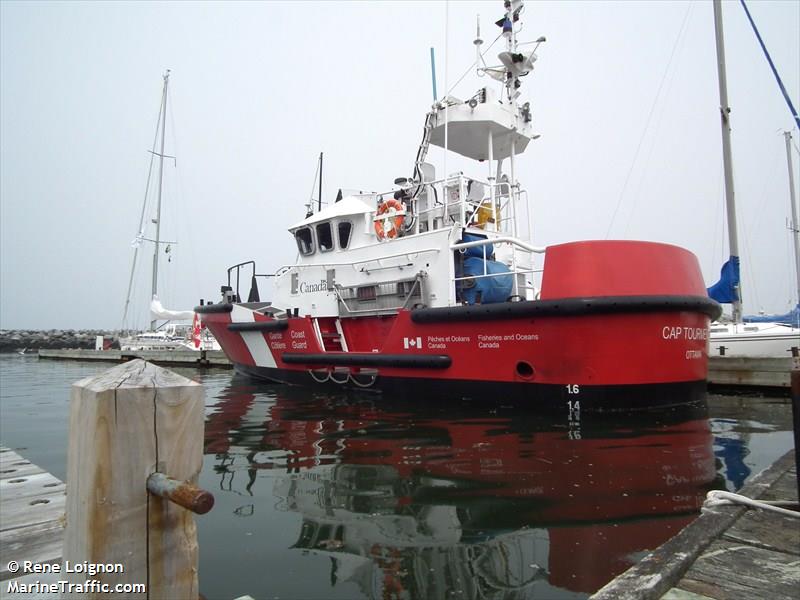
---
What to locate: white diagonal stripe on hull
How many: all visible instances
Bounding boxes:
[231,305,277,368]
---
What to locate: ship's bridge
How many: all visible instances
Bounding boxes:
[288,195,375,259]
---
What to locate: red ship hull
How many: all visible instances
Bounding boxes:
[199,241,720,410]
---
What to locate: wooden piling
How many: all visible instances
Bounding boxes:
[62,359,205,599]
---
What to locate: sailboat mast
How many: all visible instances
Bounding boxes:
[713,0,742,323]
[784,131,800,310]
[150,70,170,331]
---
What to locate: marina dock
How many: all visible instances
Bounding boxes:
[591,449,799,599]
[0,447,65,592]
[37,348,230,368]
[707,356,796,389]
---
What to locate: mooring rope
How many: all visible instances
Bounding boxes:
[702,490,800,518]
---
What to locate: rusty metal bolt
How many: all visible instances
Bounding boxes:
[146,472,215,515]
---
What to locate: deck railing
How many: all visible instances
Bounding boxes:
[360,172,531,238]
[334,275,425,316]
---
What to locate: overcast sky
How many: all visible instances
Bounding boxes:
[1,0,798,330]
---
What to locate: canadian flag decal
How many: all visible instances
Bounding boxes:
[403,336,423,350]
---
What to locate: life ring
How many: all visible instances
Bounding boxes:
[373,199,406,240]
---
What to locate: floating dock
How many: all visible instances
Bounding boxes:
[591,450,799,599]
[0,447,65,592]
[37,348,230,368]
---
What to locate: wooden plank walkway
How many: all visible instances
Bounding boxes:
[0,446,65,589]
[591,450,799,600]
[663,459,799,600]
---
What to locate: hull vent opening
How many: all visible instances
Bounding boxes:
[516,361,534,379]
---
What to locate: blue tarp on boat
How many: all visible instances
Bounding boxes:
[744,303,800,327]
[461,257,513,304]
[707,256,740,304]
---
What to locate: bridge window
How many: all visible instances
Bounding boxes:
[316,222,334,252]
[295,227,314,255]
[338,221,353,249]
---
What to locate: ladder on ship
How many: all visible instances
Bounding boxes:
[313,317,348,352]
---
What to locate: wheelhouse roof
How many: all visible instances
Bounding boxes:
[289,195,373,231]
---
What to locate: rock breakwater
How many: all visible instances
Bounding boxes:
[0,330,122,353]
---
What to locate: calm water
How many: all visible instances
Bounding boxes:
[0,355,793,599]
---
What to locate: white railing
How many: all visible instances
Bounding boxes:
[364,173,531,238]
[451,236,546,255]
[334,276,424,316]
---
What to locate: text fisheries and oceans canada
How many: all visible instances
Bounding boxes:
[426,333,540,350]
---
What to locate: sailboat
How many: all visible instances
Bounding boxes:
[706,1,800,358]
[119,71,219,352]
[196,0,720,411]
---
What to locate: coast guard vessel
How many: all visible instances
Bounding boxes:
[198,0,720,410]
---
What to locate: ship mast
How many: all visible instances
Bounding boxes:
[785,131,800,311]
[503,1,518,195]
[712,0,743,323]
[150,70,170,330]
[503,1,520,227]
[427,0,540,236]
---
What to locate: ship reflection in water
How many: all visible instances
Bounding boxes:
[203,381,721,599]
